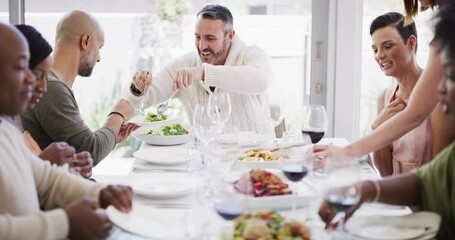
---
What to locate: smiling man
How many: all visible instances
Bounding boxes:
[125,4,273,134]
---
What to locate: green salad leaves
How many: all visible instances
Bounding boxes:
[145,112,167,122]
[147,123,188,136]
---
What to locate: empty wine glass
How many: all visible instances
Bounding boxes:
[300,105,328,144]
[193,104,219,146]
[207,91,231,131]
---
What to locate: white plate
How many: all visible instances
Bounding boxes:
[353,225,425,240]
[346,212,441,240]
[216,132,238,144]
[236,131,269,147]
[107,204,185,239]
[132,178,197,199]
[228,170,319,209]
[133,147,188,165]
[132,126,191,146]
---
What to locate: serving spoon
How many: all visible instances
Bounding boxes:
[157,90,178,114]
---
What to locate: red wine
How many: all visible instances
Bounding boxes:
[326,194,357,212]
[301,128,325,143]
[282,165,308,182]
[214,202,245,220]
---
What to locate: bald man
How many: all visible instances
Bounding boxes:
[0,22,132,239]
[21,10,138,165]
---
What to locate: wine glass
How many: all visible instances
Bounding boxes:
[207,91,232,128]
[213,190,245,240]
[193,104,219,146]
[264,95,285,139]
[323,164,362,233]
[280,149,311,215]
[300,105,328,144]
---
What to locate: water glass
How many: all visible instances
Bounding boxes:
[185,139,206,172]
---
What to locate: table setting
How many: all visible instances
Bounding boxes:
[97,92,440,240]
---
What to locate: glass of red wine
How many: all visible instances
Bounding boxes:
[323,164,362,233]
[300,105,328,144]
[280,155,311,215]
[324,185,361,232]
[213,191,245,240]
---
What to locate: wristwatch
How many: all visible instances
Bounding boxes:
[130,83,143,96]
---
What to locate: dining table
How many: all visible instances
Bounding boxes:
[92,137,420,240]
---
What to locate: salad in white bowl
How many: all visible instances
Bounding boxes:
[132,123,191,145]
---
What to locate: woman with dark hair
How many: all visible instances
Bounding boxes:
[6,25,93,178]
[319,4,455,238]
[369,12,433,176]
[314,0,454,173]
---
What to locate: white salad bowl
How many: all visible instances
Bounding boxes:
[132,126,191,146]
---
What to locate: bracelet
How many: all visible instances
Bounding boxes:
[108,111,125,125]
[366,180,381,202]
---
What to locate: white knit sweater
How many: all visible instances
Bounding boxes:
[124,36,273,134]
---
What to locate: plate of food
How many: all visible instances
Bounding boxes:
[129,112,173,127]
[232,210,311,240]
[132,123,191,145]
[229,169,319,209]
[231,148,285,169]
[228,145,312,169]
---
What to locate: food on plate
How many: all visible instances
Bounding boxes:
[234,170,292,197]
[145,112,167,122]
[238,149,287,162]
[233,211,311,240]
[146,123,188,136]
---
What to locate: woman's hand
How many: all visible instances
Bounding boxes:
[371,98,407,130]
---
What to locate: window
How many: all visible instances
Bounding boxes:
[20,0,313,159]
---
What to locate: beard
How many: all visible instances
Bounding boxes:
[78,52,95,77]
[198,40,228,65]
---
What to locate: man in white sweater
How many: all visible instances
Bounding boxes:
[0,23,132,240]
[125,4,273,134]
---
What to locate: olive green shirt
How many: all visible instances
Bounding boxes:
[21,72,116,165]
[414,141,455,239]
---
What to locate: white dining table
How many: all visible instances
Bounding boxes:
[92,138,412,240]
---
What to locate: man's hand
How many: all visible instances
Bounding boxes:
[65,198,112,240]
[39,142,76,166]
[371,98,407,130]
[172,67,204,91]
[72,151,93,178]
[99,185,133,213]
[116,123,140,143]
[110,99,135,122]
[132,69,151,93]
